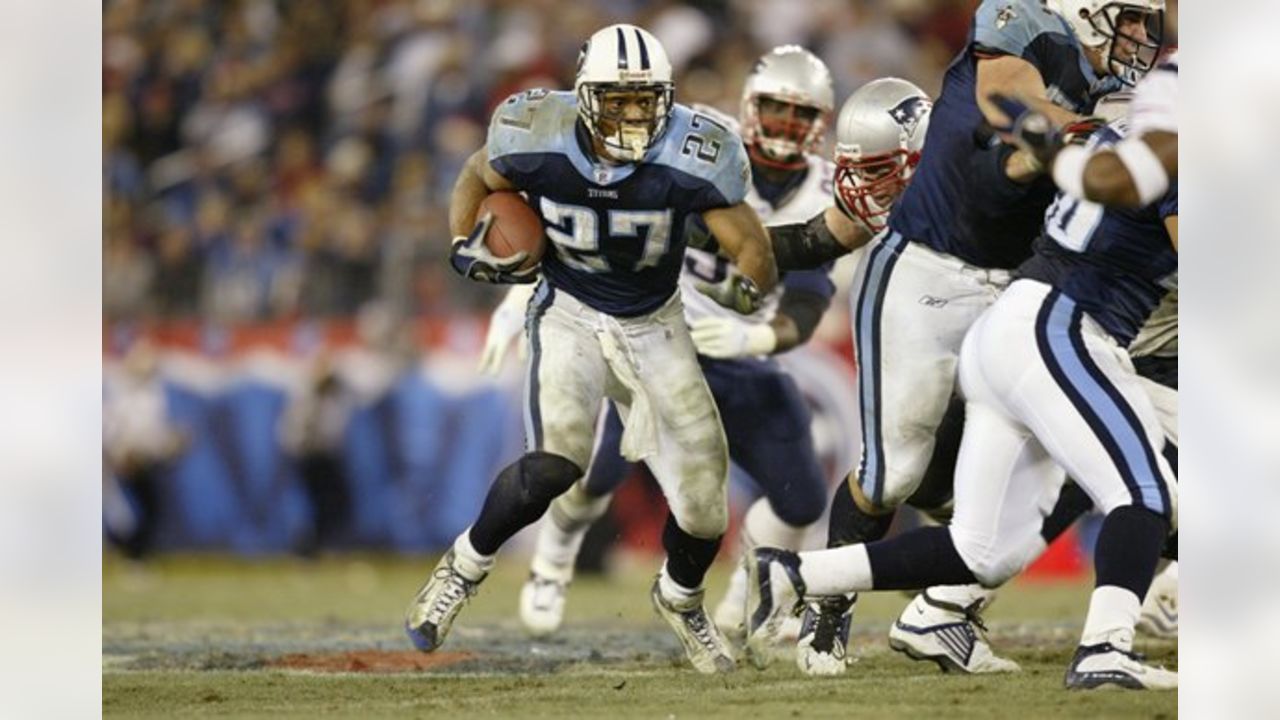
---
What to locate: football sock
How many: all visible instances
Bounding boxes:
[453,529,496,582]
[1093,505,1169,599]
[1080,586,1141,650]
[1040,481,1094,544]
[797,543,873,596]
[660,513,721,593]
[469,451,582,555]
[826,478,894,548]
[531,485,612,582]
[863,526,977,591]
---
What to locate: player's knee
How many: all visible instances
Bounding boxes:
[948,528,1016,588]
[500,451,583,507]
[553,482,612,524]
[671,495,728,539]
[768,480,826,527]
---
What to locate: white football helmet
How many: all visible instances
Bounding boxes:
[1052,0,1165,84]
[575,24,674,163]
[739,46,834,170]
[832,77,932,232]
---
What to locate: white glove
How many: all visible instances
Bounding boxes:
[478,284,535,375]
[689,316,777,359]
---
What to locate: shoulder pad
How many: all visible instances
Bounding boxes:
[973,0,1069,59]
[487,89,576,162]
[652,103,752,206]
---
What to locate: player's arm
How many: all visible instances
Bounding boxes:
[446,148,535,284]
[768,205,874,271]
[448,147,517,237]
[976,56,1083,130]
[1165,214,1178,252]
[691,273,832,358]
[702,202,778,293]
[1053,131,1177,207]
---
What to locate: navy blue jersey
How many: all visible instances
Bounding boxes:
[889,0,1121,269]
[487,90,751,317]
[1019,123,1178,345]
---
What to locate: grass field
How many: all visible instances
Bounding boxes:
[103,554,1176,718]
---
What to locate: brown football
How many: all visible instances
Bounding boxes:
[478,191,545,271]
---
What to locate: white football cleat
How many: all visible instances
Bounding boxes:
[1137,563,1178,639]
[519,571,568,637]
[887,590,1020,674]
[743,547,806,669]
[795,596,855,676]
[650,579,736,674]
[404,550,484,653]
[1064,640,1177,690]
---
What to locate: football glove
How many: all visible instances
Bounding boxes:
[986,93,1061,170]
[689,316,776,358]
[477,283,534,375]
[695,274,764,316]
[449,212,539,284]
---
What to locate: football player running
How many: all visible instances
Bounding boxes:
[746,108,1179,691]
[749,0,1165,677]
[404,24,777,675]
[480,46,844,644]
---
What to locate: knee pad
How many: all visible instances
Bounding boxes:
[503,451,582,507]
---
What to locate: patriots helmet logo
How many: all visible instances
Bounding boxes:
[887,96,930,139]
[996,5,1017,29]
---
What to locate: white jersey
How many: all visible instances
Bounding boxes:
[1130,51,1178,136]
[680,148,836,325]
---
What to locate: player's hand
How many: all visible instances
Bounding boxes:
[696,274,764,316]
[986,93,1062,171]
[690,316,777,358]
[477,285,534,375]
[449,213,539,284]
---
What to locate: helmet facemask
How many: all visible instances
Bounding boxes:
[578,82,673,163]
[742,94,826,171]
[833,148,920,233]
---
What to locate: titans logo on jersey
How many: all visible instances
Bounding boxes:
[487,90,751,317]
[1018,121,1177,345]
[889,0,1122,269]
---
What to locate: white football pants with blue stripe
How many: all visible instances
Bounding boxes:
[850,231,1010,510]
[950,279,1178,587]
[524,281,730,539]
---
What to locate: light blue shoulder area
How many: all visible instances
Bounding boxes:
[486,89,578,162]
[649,103,751,205]
[973,0,1072,58]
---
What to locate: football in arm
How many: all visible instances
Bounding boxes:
[479,191,545,271]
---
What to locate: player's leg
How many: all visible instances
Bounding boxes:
[406,284,604,652]
[521,403,632,636]
[707,363,826,640]
[615,296,734,673]
[997,283,1177,689]
[802,235,1005,674]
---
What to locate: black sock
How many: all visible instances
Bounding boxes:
[864,526,977,590]
[661,513,722,590]
[826,480,894,548]
[1040,481,1095,544]
[469,452,581,555]
[1093,505,1170,598]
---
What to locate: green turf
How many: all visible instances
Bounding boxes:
[103,554,1177,718]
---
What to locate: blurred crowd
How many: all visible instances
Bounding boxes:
[103,0,980,326]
